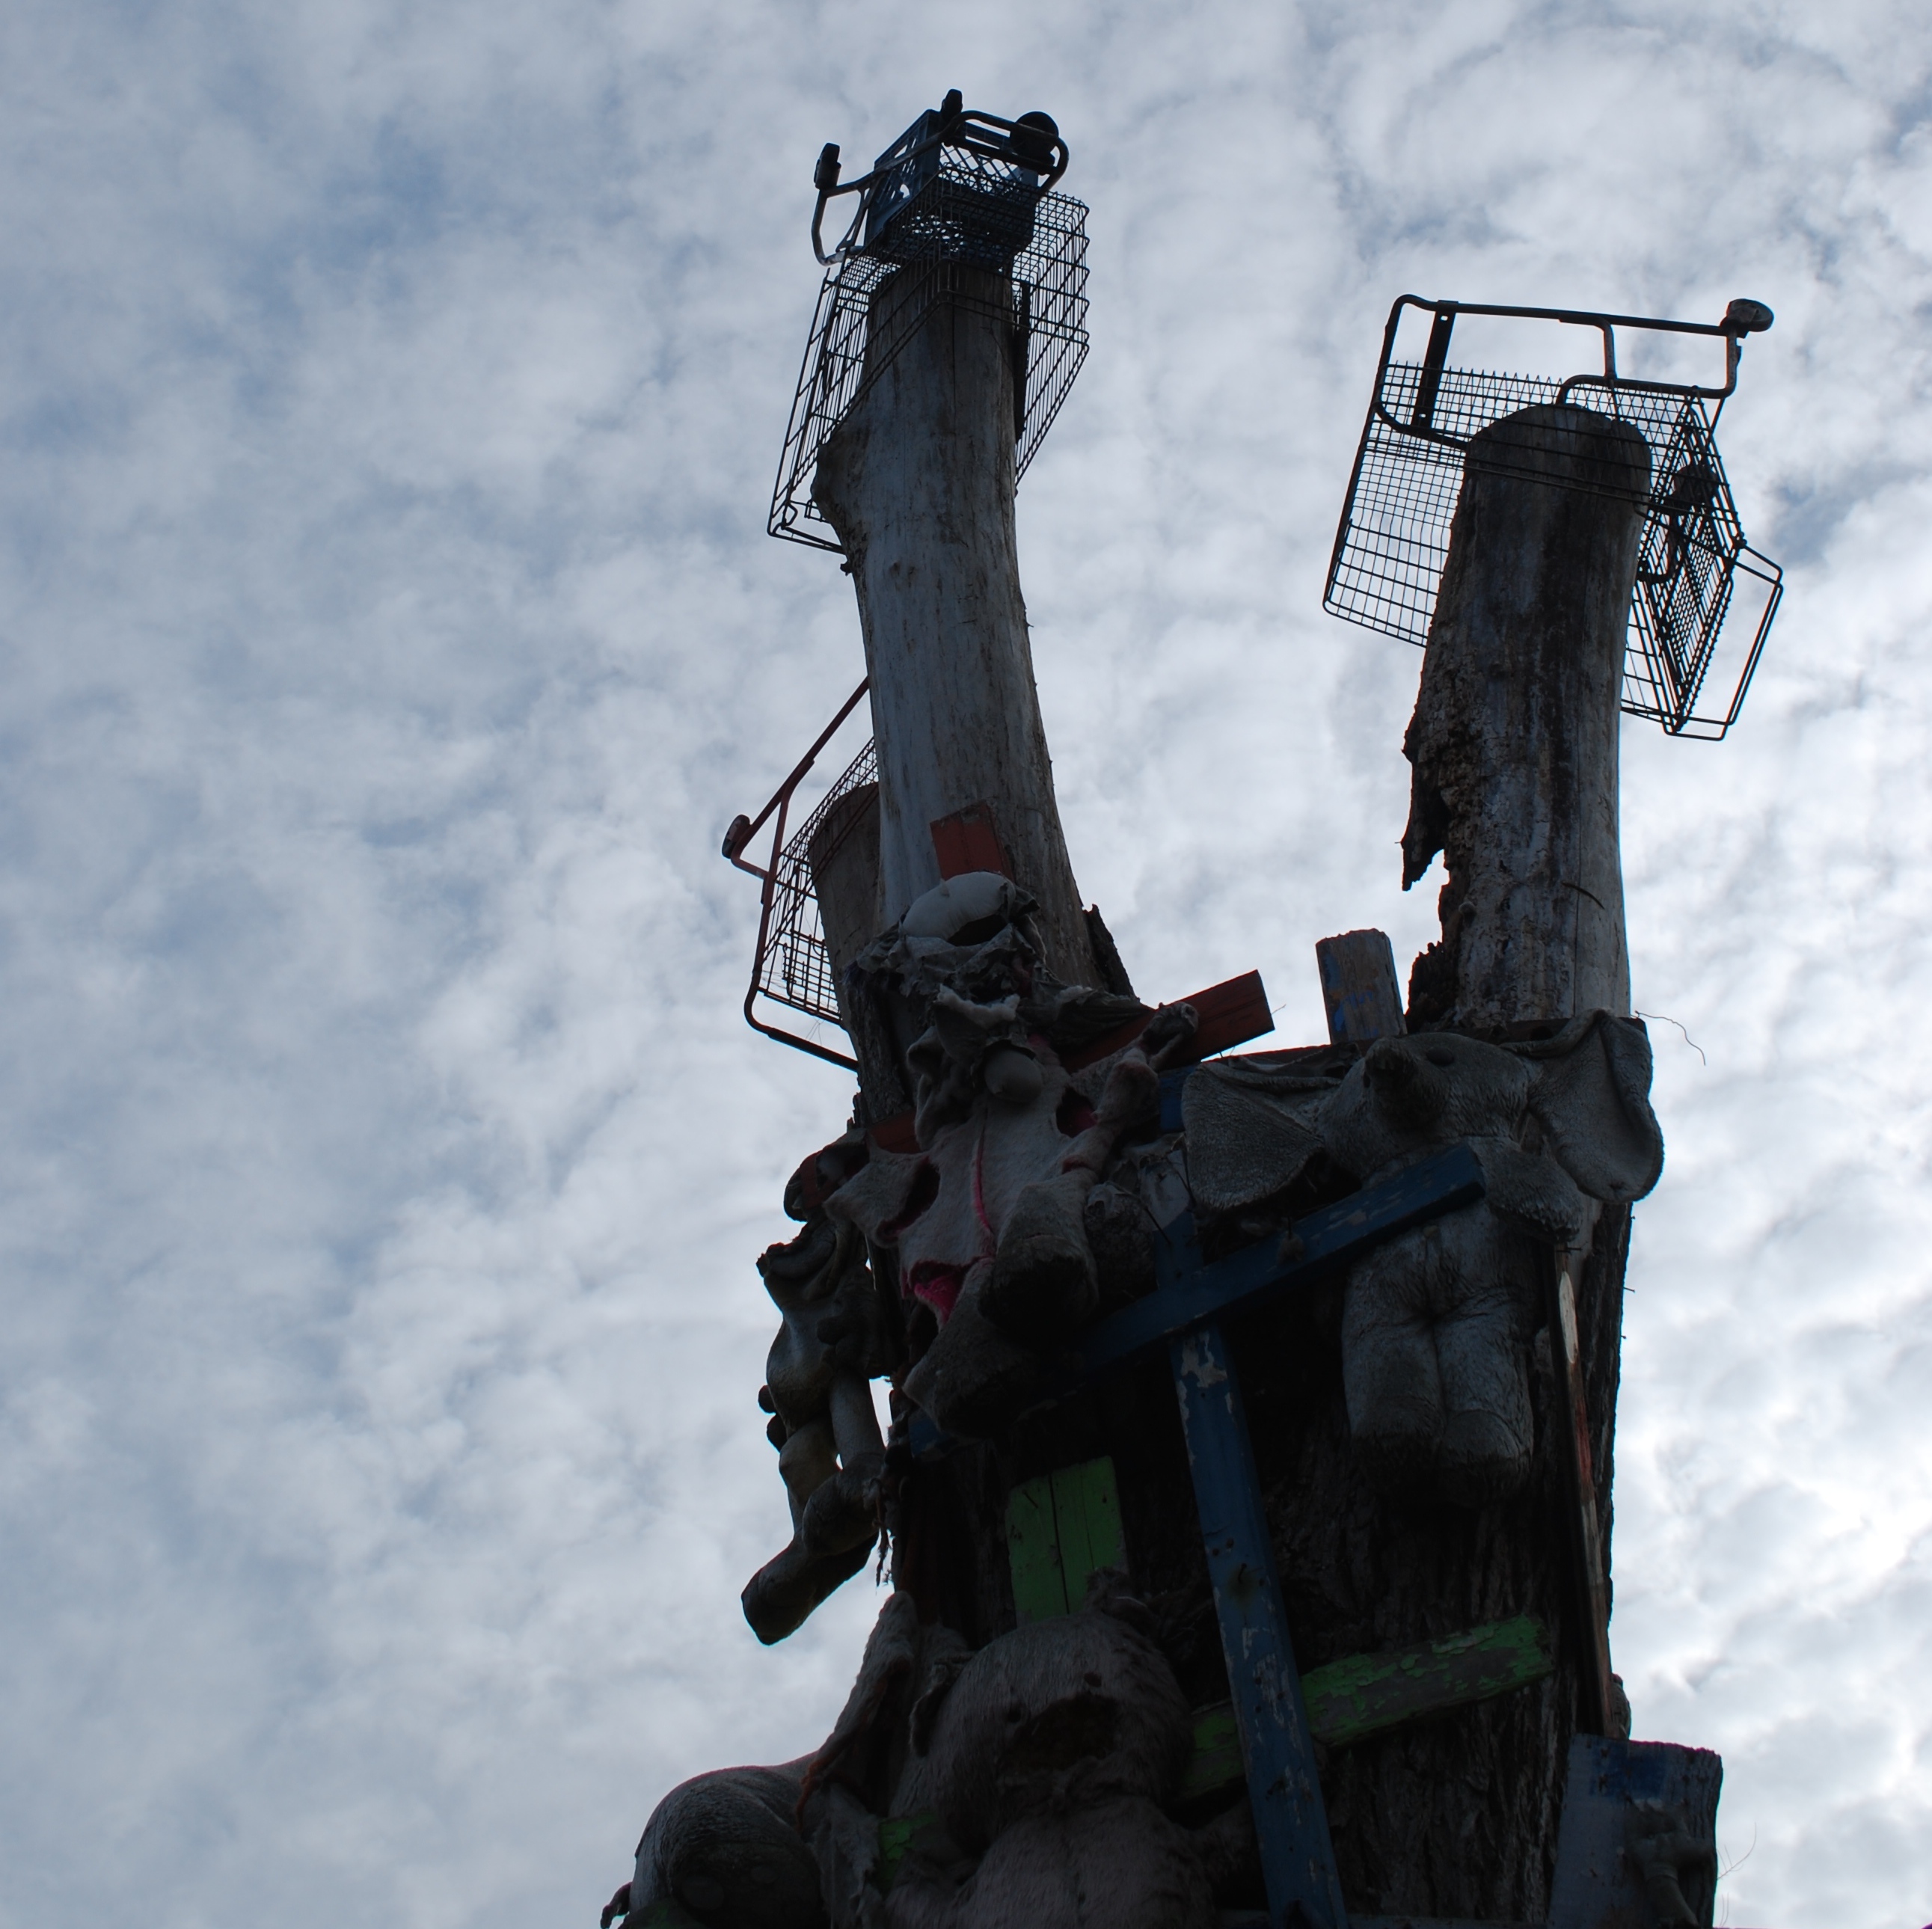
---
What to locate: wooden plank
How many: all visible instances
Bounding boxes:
[1177,1700,1245,1806]
[1547,1232,1615,1736]
[866,1111,919,1155]
[1005,1458,1124,1625]
[1187,969,1276,1058]
[1173,1318,1346,1929]
[1175,1618,1554,1803]
[1049,1456,1124,1609]
[1550,1734,1723,1929]
[1005,1473,1068,1624]
[1316,928,1406,1046]
[906,1145,1487,1462]
[1061,969,1275,1072]
[927,801,1011,880]
[875,1810,951,1895]
[1073,1144,1486,1378]
[1303,1615,1554,1749]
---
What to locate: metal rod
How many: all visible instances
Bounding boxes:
[725,678,871,877]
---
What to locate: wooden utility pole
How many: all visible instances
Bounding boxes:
[812,265,1099,990]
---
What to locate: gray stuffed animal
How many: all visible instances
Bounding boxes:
[604,1757,824,1929]
[880,1594,1232,1929]
[610,1589,1251,1929]
[1316,1013,1663,1506]
[743,1143,898,1645]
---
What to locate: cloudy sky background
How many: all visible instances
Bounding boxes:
[1,1,1928,1925]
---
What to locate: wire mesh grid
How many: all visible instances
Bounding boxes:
[1325,361,1781,738]
[754,736,880,1028]
[769,178,1090,551]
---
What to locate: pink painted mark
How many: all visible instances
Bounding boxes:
[906,1261,965,1322]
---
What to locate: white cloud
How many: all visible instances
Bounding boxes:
[0,2,1928,1925]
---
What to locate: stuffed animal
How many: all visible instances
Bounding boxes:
[610,1588,1256,1929]
[743,1136,898,1645]
[880,1595,1222,1929]
[1316,1015,1663,1505]
[825,872,1173,1441]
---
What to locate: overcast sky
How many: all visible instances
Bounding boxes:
[1,3,1928,1926]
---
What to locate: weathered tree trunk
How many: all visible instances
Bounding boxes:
[812,267,1097,989]
[1402,403,1649,1031]
[1227,402,1650,1918]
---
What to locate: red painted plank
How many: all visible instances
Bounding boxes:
[929,803,1011,880]
[1064,969,1275,1072]
[865,972,1276,1152]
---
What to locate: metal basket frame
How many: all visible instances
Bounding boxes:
[769,180,1090,553]
[1324,295,1782,740]
[723,680,877,1067]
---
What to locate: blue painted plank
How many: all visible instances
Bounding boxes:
[1159,1068,1194,1132]
[904,1144,1486,1462]
[1076,1143,1485,1376]
[1173,1319,1349,1929]
[1550,1734,1723,1929]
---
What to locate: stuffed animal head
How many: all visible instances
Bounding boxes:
[907,1601,1191,1856]
[1322,1032,1530,1177]
[1319,1014,1664,1206]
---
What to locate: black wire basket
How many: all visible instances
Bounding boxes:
[1325,296,1783,740]
[770,96,1090,553]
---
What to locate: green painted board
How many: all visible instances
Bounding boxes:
[1005,1456,1125,1625]
[875,1809,951,1892]
[1005,1472,1069,1623]
[1051,1456,1124,1608]
[886,1604,1548,1886]
[1175,1616,1554,1803]
[1177,1700,1246,1805]
[1303,1613,1554,1748]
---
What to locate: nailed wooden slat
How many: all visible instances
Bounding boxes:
[1061,968,1276,1072]
[1316,927,1407,1046]
[1004,1458,1125,1625]
[874,1810,951,1895]
[1049,1456,1124,1610]
[1175,1617,1555,1803]
[927,801,1011,880]
[1176,1700,1245,1806]
[1174,1318,1346,1929]
[865,1110,920,1155]
[1550,1734,1723,1929]
[1302,1614,1555,1749]
[1186,969,1276,1058]
[1073,1144,1487,1378]
[1004,1473,1067,1624]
